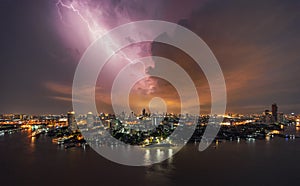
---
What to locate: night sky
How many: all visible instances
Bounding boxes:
[1,0,300,114]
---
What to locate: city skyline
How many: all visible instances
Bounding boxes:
[0,103,294,122]
[1,0,300,115]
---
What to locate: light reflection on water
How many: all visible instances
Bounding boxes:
[144,149,176,185]
[30,136,35,148]
[143,148,174,165]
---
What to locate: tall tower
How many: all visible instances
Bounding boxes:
[67,111,77,131]
[87,112,94,128]
[142,108,146,116]
[272,103,278,122]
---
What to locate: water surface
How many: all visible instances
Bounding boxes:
[1,130,300,185]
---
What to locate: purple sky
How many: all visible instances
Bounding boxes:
[1,0,300,114]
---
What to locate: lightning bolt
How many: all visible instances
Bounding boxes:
[56,0,105,38]
[55,0,142,64]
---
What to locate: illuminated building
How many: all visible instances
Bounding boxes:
[87,112,94,128]
[277,112,284,123]
[151,114,161,126]
[3,114,14,121]
[67,111,77,131]
[263,110,272,124]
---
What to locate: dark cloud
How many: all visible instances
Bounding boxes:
[181,0,300,113]
[1,0,300,114]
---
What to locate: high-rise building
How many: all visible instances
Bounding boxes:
[87,112,94,128]
[272,103,278,122]
[278,112,284,123]
[67,111,77,131]
[263,110,272,124]
[142,108,146,116]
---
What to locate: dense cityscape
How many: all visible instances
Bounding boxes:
[1,103,300,150]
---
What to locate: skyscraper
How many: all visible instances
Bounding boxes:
[87,112,94,128]
[272,103,278,122]
[67,111,77,131]
[142,108,146,116]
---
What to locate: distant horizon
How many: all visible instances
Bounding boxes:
[0,105,298,116]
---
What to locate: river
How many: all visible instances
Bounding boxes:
[1,128,300,185]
